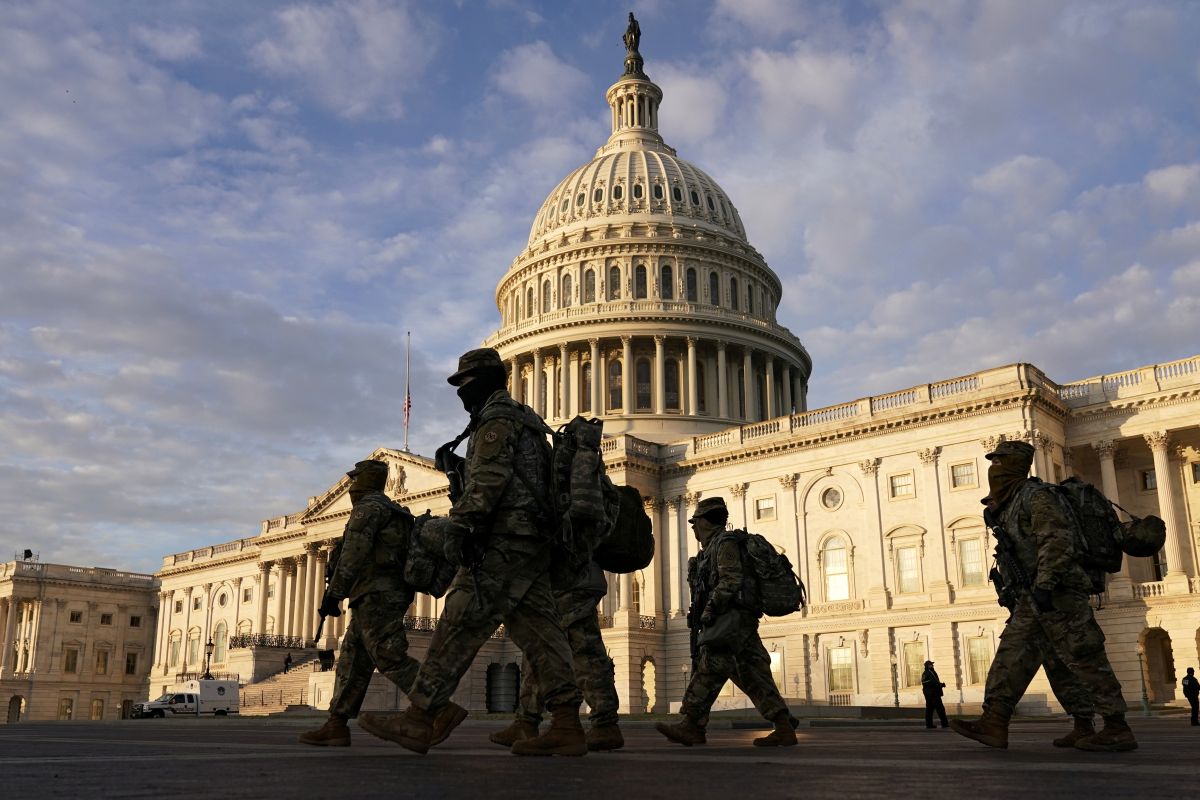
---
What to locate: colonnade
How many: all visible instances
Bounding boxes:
[0,597,39,676]
[507,335,807,424]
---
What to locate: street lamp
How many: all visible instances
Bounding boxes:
[202,639,215,680]
[1136,644,1151,717]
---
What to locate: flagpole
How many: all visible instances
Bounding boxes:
[403,331,411,453]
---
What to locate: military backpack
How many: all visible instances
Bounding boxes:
[402,511,458,598]
[726,529,807,616]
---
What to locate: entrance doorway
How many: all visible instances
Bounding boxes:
[1142,628,1176,702]
[7,695,23,724]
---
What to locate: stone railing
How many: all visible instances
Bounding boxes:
[1133,581,1166,599]
[638,615,657,630]
[807,599,865,616]
[829,693,854,707]
[174,670,240,683]
[403,615,439,632]
[167,537,259,568]
[230,634,307,650]
[598,614,614,629]
[1055,355,1200,407]
[1,561,156,586]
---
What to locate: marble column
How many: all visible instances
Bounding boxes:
[532,350,543,417]
[257,561,272,634]
[621,336,633,412]
[680,495,698,612]
[303,546,319,640]
[273,563,287,636]
[1145,432,1188,585]
[546,355,558,420]
[181,589,193,670]
[1,597,16,675]
[782,364,793,415]
[1092,440,1133,595]
[509,358,519,400]
[918,447,951,601]
[654,336,666,414]
[287,559,302,637]
[589,338,601,414]
[742,349,754,421]
[153,591,169,669]
[717,342,729,418]
[666,497,683,614]
[764,354,776,419]
[559,343,570,419]
[686,337,698,416]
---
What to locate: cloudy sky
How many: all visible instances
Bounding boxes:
[2,0,1197,573]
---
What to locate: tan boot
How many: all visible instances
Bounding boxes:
[1052,716,1095,748]
[1075,714,1138,752]
[511,705,588,756]
[489,719,540,748]
[430,701,468,747]
[655,716,707,746]
[358,705,435,755]
[754,713,798,747]
[586,723,625,752]
[949,708,1010,749]
[298,715,350,747]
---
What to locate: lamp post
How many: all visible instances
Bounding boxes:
[202,639,215,680]
[1136,644,1151,717]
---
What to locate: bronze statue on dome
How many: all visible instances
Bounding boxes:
[622,12,646,78]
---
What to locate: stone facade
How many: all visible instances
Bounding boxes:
[1,560,159,722]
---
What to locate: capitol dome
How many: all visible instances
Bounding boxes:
[484,28,811,443]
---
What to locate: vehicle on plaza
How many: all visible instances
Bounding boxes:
[132,680,239,718]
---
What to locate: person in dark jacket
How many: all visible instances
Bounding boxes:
[922,660,948,728]
[1182,667,1199,726]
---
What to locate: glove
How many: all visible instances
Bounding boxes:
[1032,587,1055,614]
[318,591,343,618]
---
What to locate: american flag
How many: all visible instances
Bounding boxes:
[403,387,412,430]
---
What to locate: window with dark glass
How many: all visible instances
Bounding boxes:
[608,266,621,299]
[608,361,622,410]
[633,183,643,199]
[709,271,719,304]
[747,282,755,313]
[686,268,697,302]
[697,362,707,412]
[613,184,624,200]
[561,274,572,308]
[526,287,534,318]
[653,184,663,200]
[672,186,683,202]
[665,358,680,410]
[576,192,585,207]
[582,363,592,413]
[706,195,715,210]
[690,190,700,205]
[541,280,551,313]
[584,269,596,303]
[560,198,568,212]
[593,188,603,203]
[660,264,674,300]
[636,358,652,410]
[635,265,647,299]
[125,652,138,675]
[730,277,739,309]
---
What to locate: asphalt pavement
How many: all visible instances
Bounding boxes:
[1,715,1195,799]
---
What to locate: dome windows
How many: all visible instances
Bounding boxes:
[612,185,624,201]
[660,264,674,300]
[633,183,643,200]
[672,186,682,203]
[560,198,569,213]
[653,184,664,200]
[690,189,700,206]
[576,192,585,207]
[706,195,715,211]
[561,274,573,307]
[541,280,552,313]
[686,268,698,302]
[708,271,719,305]
[634,264,648,299]
[730,276,739,309]
[608,265,621,300]
[593,188,603,203]
[584,269,596,303]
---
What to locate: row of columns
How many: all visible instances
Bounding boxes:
[0,597,39,676]
[509,337,805,423]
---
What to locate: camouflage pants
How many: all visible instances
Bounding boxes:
[329,590,420,719]
[683,631,788,726]
[985,589,1126,718]
[516,591,619,728]
[406,534,582,714]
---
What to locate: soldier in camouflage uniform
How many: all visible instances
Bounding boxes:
[656,497,796,748]
[299,460,455,746]
[951,440,1137,752]
[489,559,623,751]
[359,348,586,756]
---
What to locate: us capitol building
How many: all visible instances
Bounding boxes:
[147,35,1200,718]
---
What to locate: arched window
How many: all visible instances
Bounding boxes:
[168,632,181,667]
[672,186,683,203]
[660,264,674,300]
[822,537,850,601]
[631,578,641,612]
[747,281,755,313]
[213,622,228,663]
[186,630,200,666]
[709,271,719,305]
[636,358,652,410]
[608,266,621,300]
[635,265,647,299]
[652,184,663,200]
[730,277,739,309]
[633,183,643,200]
[584,269,596,303]
[561,274,572,308]
[526,287,534,318]
[686,268,698,302]
[608,360,622,411]
[593,187,603,203]
[581,362,592,413]
[613,184,624,201]
[541,280,551,313]
[697,361,707,413]
[665,358,680,411]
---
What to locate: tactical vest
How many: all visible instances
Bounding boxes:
[995,479,1089,592]
[472,392,553,533]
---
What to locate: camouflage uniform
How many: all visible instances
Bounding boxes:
[405,388,582,716]
[681,530,789,726]
[325,489,419,719]
[983,478,1127,719]
[515,560,618,729]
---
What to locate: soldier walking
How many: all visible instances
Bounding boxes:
[1182,667,1199,726]
[299,459,431,747]
[921,661,948,728]
[655,497,796,748]
[950,440,1137,752]
[359,348,587,756]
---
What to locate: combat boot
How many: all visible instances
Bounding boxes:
[358,705,435,754]
[1052,716,1095,748]
[489,719,540,748]
[949,708,1010,749]
[753,712,798,747]
[431,701,468,746]
[655,716,707,746]
[1075,714,1138,752]
[298,714,351,747]
[511,705,588,756]
[586,723,625,752]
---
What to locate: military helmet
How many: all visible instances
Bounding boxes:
[447,347,504,386]
[347,459,388,493]
[1117,515,1166,558]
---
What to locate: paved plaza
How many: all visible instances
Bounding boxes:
[1,715,1195,799]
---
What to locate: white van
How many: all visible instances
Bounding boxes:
[134,680,239,718]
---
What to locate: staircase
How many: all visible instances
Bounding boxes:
[239,656,321,716]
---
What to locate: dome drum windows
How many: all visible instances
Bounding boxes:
[576,192,586,207]
[561,274,573,308]
[632,183,643,200]
[685,267,698,302]
[660,264,674,301]
[652,184,664,200]
[593,188,604,203]
[672,186,683,203]
[541,280,552,314]
[634,264,648,299]
[612,184,624,201]
[706,195,715,211]
[584,269,596,303]
[690,190,700,206]
[708,271,719,305]
[608,265,621,300]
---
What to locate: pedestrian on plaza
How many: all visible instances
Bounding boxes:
[1182,667,1199,727]
[283,653,292,673]
[922,660,948,729]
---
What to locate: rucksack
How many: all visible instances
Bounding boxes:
[548,416,622,564]
[592,484,655,573]
[402,511,458,598]
[726,529,806,616]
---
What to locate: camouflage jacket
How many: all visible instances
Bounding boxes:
[689,531,758,647]
[326,491,411,605]
[448,389,552,538]
[995,478,1091,593]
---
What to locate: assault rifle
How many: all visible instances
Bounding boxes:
[686,556,707,670]
[985,509,1033,611]
[311,540,343,648]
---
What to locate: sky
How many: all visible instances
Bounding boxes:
[1,0,1197,573]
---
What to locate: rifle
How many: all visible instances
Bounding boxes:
[985,510,1033,611]
[310,540,343,649]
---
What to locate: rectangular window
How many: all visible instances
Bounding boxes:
[896,546,920,594]
[69,610,83,624]
[968,637,993,685]
[889,472,914,499]
[827,647,854,692]
[959,538,986,587]
[902,641,926,687]
[129,615,141,628]
[268,584,276,600]
[823,546,850,602]
[100,613,113,625]
[193,597,202,611]
[243,587,253,603]
[1192,462,1200,483]
[950,462,976,489]
[64,648,79,674]
[754,496,776,522]
[174,600,183,614]
[168,639,180,667]
[95,650,109,675]
[90,699,104,720]
[1141,469,1156,491]
[58,698,74,720]
[125,652,138,675]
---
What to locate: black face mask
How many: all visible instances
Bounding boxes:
[456,378,499,415]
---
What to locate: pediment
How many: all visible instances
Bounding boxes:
[302,447,446,520]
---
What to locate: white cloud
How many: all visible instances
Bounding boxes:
[131,24,203,61]
[1144,163,1200,206]
[491,41,589,111]
[654,65,726,147]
